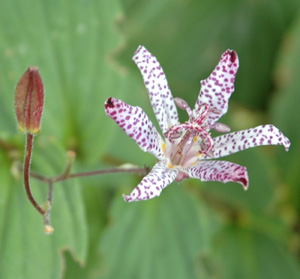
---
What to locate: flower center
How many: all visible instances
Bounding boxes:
[164,98,215,168]
[165,126,213,168]
[164,97,231,169]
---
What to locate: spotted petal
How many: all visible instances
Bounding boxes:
[123,161,179,202]
[133,45,179,134]
[208,124,290,159]
[193,49,239,127]
[105,97,165,160]
[185,160,249,189]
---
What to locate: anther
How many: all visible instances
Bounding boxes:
[211,122,231,133]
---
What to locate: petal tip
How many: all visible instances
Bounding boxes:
[234,167,249,190]
[228,49,238,63]
[239,176,249,190]
[122,193,132,202]
[222,49,239,66]
[104,97,115,110]
[284,139,291,152]
[133,45,145,60]
[243,182,249,191]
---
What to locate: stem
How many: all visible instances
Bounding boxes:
[30,164,149,184]
[43,181,54,234]
[47,180,54,205]
[60,151,76,179]
[53,167,148,182]
[25,150,150,233]
[24,134,45,215]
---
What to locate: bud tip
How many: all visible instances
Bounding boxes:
[14,66,45,135]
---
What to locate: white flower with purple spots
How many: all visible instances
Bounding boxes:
[105,45,290,202]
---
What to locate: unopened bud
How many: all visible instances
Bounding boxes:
[14,66,44,134]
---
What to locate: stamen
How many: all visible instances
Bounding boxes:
[195,104,210,125]
[170,130,195,165]
[211,122,231,133]
[181,131,195,155]
[209,107,222,115]
[205,150,214,158]
[174,97,193,119]
[198,130,214,155]
[170,132,182,140]
[174,97,189,110]
[166,125,185,143]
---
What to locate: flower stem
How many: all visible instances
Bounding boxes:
[30,165,149,184]
[24,133,45,215]
[54,166,149,182]
[43,180,54,234]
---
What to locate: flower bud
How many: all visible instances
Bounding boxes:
[14,66,44,134]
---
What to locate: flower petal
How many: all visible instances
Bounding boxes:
[133,45,179,133]
[185,160,249,189]
[105,97,165,160]
[123,161,179,202]
[193,49,239,126]
[208,124,291,159]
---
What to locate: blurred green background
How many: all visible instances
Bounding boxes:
[0,0,300,278]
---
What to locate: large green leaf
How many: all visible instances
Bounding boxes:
[213,225,300,279]
[119,0,299,109]
[0,0,127,278]
[0,0,126,164]
[270,11,300,210]
[99,185,219,279]
[0,137,87,279]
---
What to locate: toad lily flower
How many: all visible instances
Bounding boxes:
[105,46,290,202]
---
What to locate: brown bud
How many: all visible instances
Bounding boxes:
[14,66,44,134]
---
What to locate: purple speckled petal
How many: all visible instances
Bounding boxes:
[105,97,165,160]
[185,160,249,189]
[133,45,179,134]
[207,124,291,159]
[193,49,239,127]
[123,161,179,202]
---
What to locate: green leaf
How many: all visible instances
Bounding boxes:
[99,185,219,279]
[0,137,87,279]
[213,225,300,279]
[270,11,300,209]
[0,0,127,164]
[119,0,299,109]
[0,0,127,276]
